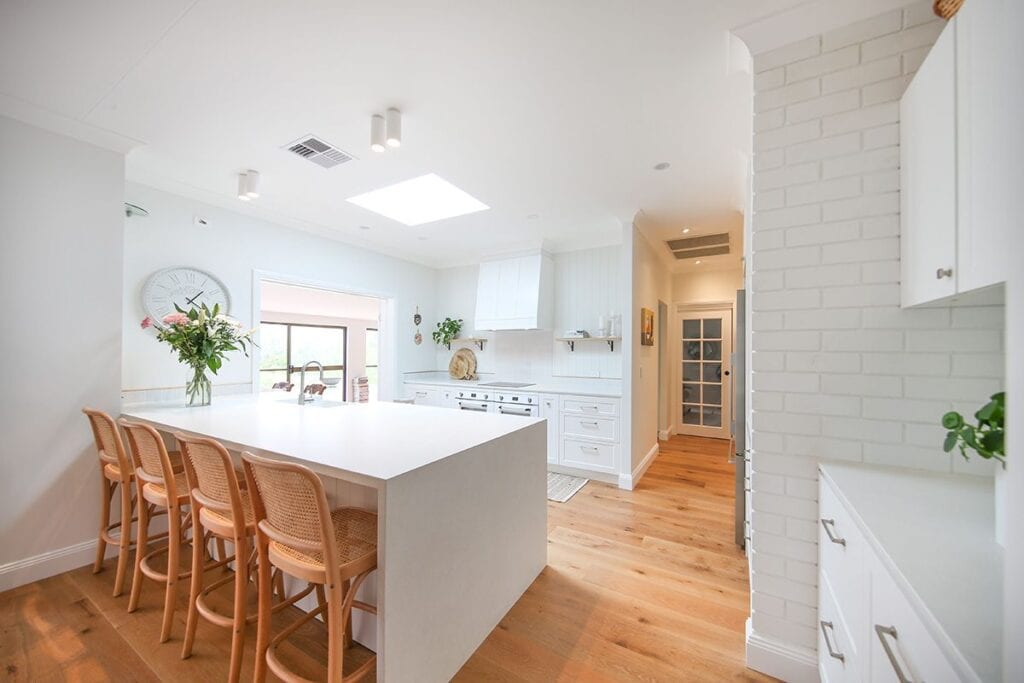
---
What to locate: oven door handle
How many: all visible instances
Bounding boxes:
[498,405,533,416]
[458,401,489,412]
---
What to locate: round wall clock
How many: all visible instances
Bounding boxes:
[142,266,231,322]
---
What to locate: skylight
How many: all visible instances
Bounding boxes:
[345,173,489,226]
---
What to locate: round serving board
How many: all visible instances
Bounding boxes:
[449,348,478,380]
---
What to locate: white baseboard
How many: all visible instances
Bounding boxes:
[658,424,674,441]
[0,538,109,593]
[619,442,659,490]
[547,463,618,486]
[745,619,819,683]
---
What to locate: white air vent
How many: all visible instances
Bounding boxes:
[282,135,354,169]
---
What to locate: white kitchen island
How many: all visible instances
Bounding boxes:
[121,394,547,682]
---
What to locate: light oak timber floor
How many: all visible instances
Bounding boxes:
[1,435,772,682]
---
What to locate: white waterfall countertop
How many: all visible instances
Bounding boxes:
[121,393,542,485]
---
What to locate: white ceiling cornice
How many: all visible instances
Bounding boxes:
[732,0,916,55]
[0,93,143,154]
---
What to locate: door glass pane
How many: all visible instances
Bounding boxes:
[684,341,702,360]
[703,384,722,406]
[260,370,288,391]
[682,362,700,381]
[703,341,722,361]
[703,363,722,382]
[702,407,722,427]
[259,323,288,372]
[291,326,345,367]
[683,319,701,339]
[703,318,722,339]
[683,383,700,403]
[682,405,701,425]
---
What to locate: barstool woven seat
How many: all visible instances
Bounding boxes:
[243,452,378,683]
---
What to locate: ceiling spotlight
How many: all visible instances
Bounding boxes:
[682,227,691,234]
[371,114,386,153]
[244,170,260,198]
[237,173,250,201]
[385,108,402,148]
[654,162,671,171]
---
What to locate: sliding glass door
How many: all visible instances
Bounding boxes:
[259,322,347,398]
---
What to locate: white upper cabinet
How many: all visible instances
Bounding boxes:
[901,1,1017,307]
[901,21,957,306]
[474,253,553,330]
[955,0,1015,293]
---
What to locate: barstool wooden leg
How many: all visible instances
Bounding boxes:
[253,530,272,683]
[94,477,112,573]
[113,481,133,597]
[160,502,182,643]
[326,579,345,683]
[128,500,151,613]
[181,507,205,660]
[228,533,250,683]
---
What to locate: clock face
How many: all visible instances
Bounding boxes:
[142,267,231,322]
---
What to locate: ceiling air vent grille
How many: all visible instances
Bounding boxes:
[666,232,730,260]
[283,135,354,168]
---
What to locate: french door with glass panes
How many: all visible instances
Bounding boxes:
[678,308,732,439]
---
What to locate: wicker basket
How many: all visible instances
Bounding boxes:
[933,0,964,19]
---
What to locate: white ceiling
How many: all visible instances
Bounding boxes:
[261,281,381,321]
[1,0,904,268]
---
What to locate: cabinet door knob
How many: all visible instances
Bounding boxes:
[935,267,953,279]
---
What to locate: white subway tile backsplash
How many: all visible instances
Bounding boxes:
[749,4,1004,657]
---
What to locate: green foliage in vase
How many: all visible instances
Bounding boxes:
[432,317,463,346]
[942,392,1005,466]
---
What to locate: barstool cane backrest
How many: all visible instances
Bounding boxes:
[176,434,246,535]
[82,408,133,483]
[119,419,179,496]
[241,453,339,572]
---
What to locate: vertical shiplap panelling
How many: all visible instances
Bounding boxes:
[552,245,624,378]
[747,1,1005,665]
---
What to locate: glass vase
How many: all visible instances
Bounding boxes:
[186,367,212,407]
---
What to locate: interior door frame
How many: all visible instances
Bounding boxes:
[673,302,734,440]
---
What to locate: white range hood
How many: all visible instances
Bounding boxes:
[474,252,553,330]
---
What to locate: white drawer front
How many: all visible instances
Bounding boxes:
[407,385,440,406]
[869,556,960,683]
[561,414,617,442]
[561,396,619,416]
[560,437,616,473]
[819,574,859,683]
[819,477,870,661]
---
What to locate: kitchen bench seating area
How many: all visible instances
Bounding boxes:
[81,407,381,683]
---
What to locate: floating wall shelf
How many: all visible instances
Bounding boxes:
[556,336,620,352]
[443,337,487,351]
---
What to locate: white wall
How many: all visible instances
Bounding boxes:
[629,226,672,473]
[122,183,437,403]
[746,5,1006,678]
[432,245,624,380]
[0,116,124,589]
[673,266,743,305]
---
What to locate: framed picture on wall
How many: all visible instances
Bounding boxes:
[640,307,654,346]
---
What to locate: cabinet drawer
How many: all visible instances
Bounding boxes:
[407,386,439,406]
[561,396,619,416]
[560,437,616,473]
[869,556,959,683]
[819,476,870,661]
[561,414,617,442]
[819,576,858,683]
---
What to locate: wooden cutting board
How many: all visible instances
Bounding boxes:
[449,348,478,380]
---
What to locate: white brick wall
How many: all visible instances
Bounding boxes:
[748,2,1005,659]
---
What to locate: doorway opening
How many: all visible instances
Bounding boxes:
[657,300,669,440]
[256,280,384,402]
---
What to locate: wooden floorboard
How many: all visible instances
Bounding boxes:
[1,435,770,682]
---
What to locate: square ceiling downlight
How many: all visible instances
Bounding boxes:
[345,173,489,226]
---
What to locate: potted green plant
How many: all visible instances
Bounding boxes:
[942,392,1006,545]
[432,317,463,348]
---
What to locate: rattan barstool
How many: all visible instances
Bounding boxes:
[176,434,296,683]
[120,419,203,643]
[242,452,378,683]
[82,408,139,597]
